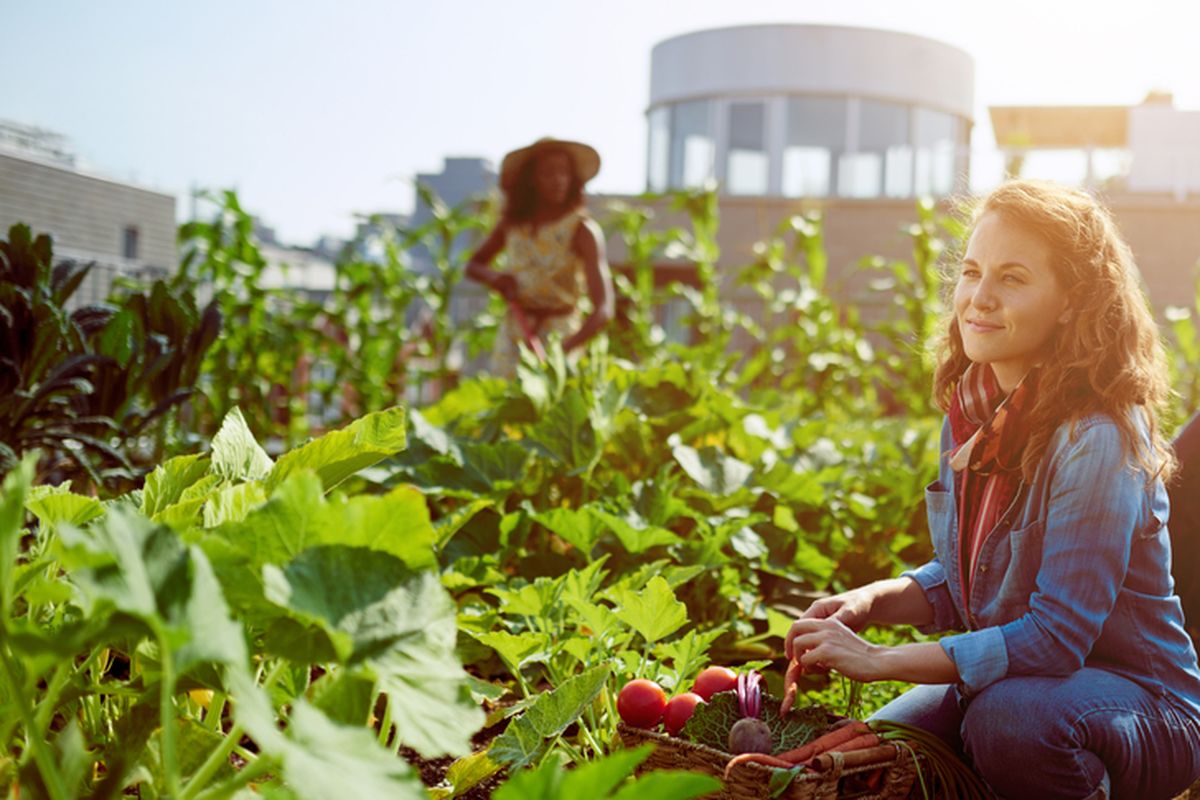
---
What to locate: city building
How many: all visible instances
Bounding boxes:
[597,26,1200,324]
[646,25,974,200]
[0,119,176,305]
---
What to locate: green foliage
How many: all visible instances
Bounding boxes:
[0,223,219,492]
[0,405,484,799]
[493,745,719,800]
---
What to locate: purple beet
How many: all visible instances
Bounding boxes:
[728,717,773,754]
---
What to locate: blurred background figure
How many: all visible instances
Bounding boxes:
[465,137,613,376]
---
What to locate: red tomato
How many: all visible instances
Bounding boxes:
[617,679,668,728]
[692,666,738,701]
[663,692,705,736]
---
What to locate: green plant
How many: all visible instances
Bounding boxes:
[0,223,219,492]
[0,405,488,799]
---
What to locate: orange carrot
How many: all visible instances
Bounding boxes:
[808,740,892,771]
[723,753,796,779]
[776,720,872,764]
[779,660,802,716]
[823,731,882,754]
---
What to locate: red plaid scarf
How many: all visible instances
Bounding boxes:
[947,364,1037,613]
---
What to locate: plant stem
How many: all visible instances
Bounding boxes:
[157,629,182,799]
[204,691,228,731]
[191,754,278,800]
[0,647,69,800]
[177,721,244,800]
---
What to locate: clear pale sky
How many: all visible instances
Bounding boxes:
[3,1,1199,244]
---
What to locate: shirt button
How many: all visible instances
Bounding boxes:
[979,565,988,573]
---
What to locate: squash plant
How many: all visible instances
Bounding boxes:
[0,406,488,799]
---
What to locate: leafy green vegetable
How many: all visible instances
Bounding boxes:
[612,576,688,645]
[489,663,612,769]
[681,691,828,753]
[265,406,407,493]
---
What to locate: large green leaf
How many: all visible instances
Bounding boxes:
[261,545,482,756]
[200,472,437,581]
[25,483,104,535]
[210,407,273,481]
[57,507,247,672]
[673,444,753,496]
[525,389,599,473]
[262,546,430,661]
[470,630,552,674]
[202,481,268,527]
[141,453,211,519]
[266,406,407,493]
[400,441,529,497]
[489,663,611,769]
[591,508,679,554]
[534,507,606,554]
[227,670,425,800]
[612,576,688,644]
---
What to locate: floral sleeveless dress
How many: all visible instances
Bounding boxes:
[492,209,588,376]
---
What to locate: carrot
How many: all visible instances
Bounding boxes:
[808,741,892,771]
[776,720,872,764]
[823,731,882,754]
[779,659,802,716]
[723,753,796,780]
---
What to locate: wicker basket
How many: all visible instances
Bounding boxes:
[618,723,920,800]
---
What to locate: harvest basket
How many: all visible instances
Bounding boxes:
[618,723,921,800]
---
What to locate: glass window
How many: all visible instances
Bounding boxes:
[726,101,768,195]
[783,96,845,197]
[914,109,960,196]
[123,226,139,260]
[843,100,912,198]
[669,100,714,189]
[647,107,670,192]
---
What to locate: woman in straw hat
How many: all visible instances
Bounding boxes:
[466,137,613,375]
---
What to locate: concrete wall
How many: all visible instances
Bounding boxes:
[1128,105,1200,198]
[0,152,176,270]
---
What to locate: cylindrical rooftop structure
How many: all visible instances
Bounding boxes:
[646,25,975,199]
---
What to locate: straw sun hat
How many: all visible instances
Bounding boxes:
[499,137,601,191]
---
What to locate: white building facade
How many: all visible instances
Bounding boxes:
[646,25,975,200]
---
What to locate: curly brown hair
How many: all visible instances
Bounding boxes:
[932,179,1175,482]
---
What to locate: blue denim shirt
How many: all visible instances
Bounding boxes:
[905,413,1200,718]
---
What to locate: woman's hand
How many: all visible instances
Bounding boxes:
[796,586,877,632]
[784,617,884,684]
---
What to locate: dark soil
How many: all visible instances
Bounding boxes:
[400,713,511,799]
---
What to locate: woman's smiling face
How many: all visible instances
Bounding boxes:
[954,210,1070,392]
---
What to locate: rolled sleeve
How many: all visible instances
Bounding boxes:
[939,628,1009,695]
[902,558,964,634]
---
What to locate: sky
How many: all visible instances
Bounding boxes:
[3,1,1200,245]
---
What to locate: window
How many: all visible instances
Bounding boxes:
[914,109,961,196]
[841,99,911,198]
[669,100,714,189]
[647,107,670,192]
[783,96,846,197]
[123,226,139,260]
[726,101,768,195]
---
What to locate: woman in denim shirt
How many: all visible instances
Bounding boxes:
[785,180,1200,800]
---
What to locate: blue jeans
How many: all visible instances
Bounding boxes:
[870,668,1200,800]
